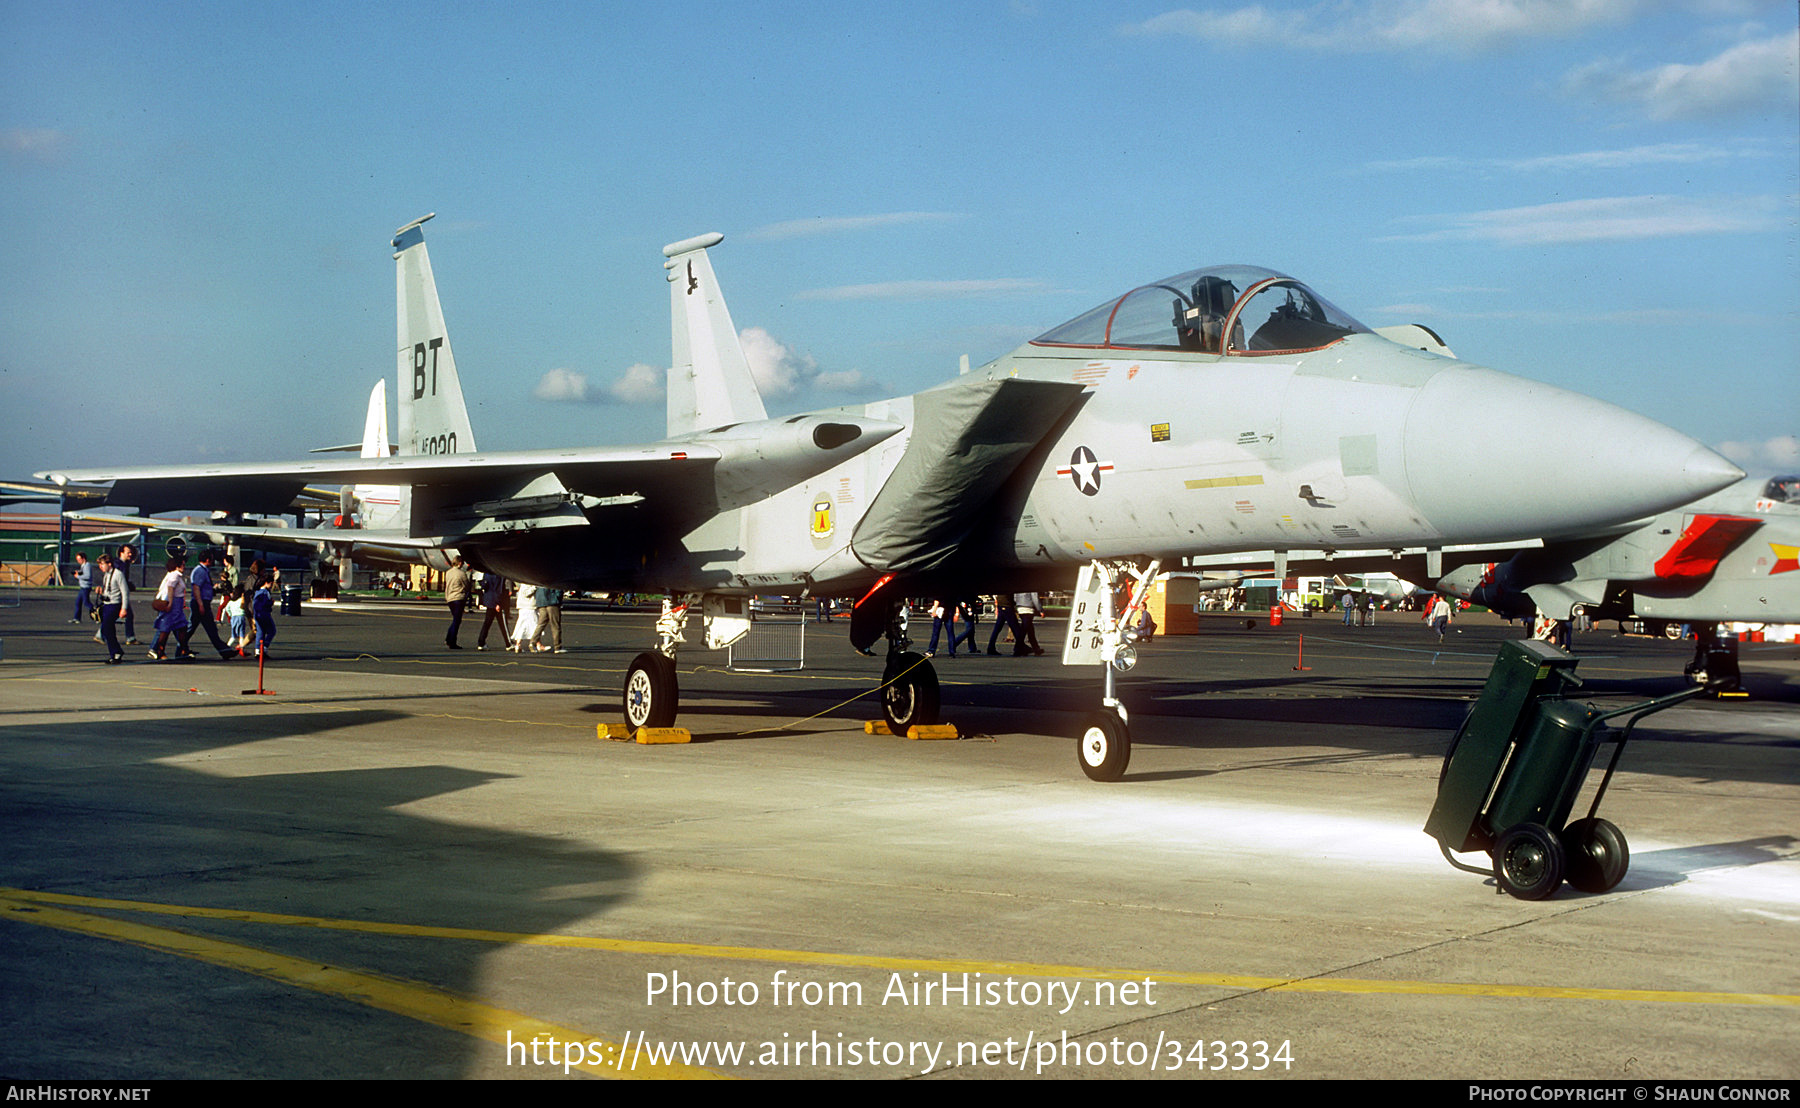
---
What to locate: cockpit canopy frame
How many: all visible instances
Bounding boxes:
[1763,475,1800,504]
[1032,264,1371,356]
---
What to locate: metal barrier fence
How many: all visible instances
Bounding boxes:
[727,605,806,672]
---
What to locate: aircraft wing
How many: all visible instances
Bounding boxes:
[63,510,449,549]
[34,525,156,549]
[0,477,112,509]
[38,413,901,542]
[39,445,709,512]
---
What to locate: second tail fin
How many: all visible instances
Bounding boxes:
[664,232,767,436]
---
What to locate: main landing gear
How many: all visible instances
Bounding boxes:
[869,586,943,734]
[1684,624,1744,696]
[880,650,940,734]
[848,577,942,734]
[624,651,679,730]
[622,588,945,735]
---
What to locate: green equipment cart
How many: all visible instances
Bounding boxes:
[1426,639,1707,900]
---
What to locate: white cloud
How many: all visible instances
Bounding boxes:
[813,369,883,393]
[798,278,1050,301]
[743,212,961,242]
[1365,142,1768,174]
[1373,303,1765,329]
[738,328,885,398]
[1377,0,1638,50]
[533,367,592,402]
[2,128,72,165]
[1124,1,1638,53]
[533,363,665,405]
[738,326,813,398]
[1372,302,1443,317]
[608,363,665,405]
[539,332,881,407]
[1716,435,1800,471]
[1563,29,1800,119]
[1502,142,1760,171]
[1383,194,1785,244]
[1126,5,1312,47]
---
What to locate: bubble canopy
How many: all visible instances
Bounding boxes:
[1033,265,1371,355]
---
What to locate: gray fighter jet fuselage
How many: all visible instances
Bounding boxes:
[470,262,1739,604]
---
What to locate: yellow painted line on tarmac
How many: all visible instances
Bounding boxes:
[0,892,724,1079]
[4,887,1793,1010]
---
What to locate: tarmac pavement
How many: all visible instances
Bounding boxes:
[1,592,1795,1080]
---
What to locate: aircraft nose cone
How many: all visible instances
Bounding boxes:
[1403,367,1743,541]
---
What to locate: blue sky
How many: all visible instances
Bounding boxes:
[3,0,1796,482]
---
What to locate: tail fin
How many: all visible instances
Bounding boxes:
[360,378,391,459]
[663,232,767,436]
[353,379,405,529]
[392,213,478,456]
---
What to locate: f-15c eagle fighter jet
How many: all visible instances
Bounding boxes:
[40,223,1743,778]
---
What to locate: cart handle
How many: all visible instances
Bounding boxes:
[1582,684,1710,819]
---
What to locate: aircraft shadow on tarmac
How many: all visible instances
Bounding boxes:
[1625,834,1800,894]
[1099,745,1420,785]
[0,709,638,1078]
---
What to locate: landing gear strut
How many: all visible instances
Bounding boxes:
[1684,624,1743,695]
[849,577,943,734]
[875,595,940,734]
[622,595,696,729]
[1068,558,1159,782]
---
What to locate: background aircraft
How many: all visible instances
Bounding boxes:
[63,377,461,580]
[54,214,488,582]
[1436,472,1799,687]
[38,227,1745,778]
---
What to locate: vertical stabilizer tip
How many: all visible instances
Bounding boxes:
[392,213,437,253]
[663,232,725,258]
